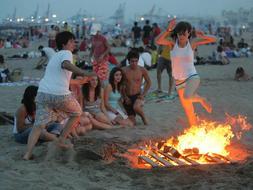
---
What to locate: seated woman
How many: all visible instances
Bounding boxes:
[216,46,230,65]
[234,67,250,81]
[104,67,134,127]
[13,85,63,144]
[69,77,93,136]
[81,76,112,129]
[0,55,10,82]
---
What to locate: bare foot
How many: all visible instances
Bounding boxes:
[57,139,74,150]
[201,99,212,113]
[23,153,34,160]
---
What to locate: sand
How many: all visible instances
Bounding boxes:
[0,35,253,190]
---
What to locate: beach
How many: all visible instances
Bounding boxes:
[0,37,253,190]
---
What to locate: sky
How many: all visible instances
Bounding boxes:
[1,0,253,21]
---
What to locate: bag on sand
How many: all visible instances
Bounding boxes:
[9,68,23,82]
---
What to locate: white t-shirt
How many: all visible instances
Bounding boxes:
[42,47,55,60]
[215,51,227,61]
[140,52,152,67]
[13,115,33,134]
[38,50,73,95]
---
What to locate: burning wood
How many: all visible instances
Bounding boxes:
[124,115,252,168]
[138,146,229,167]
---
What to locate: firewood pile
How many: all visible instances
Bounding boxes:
[137,146,233,168]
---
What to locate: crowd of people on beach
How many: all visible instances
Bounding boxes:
[16,28,152,160]
[2,18,251,160]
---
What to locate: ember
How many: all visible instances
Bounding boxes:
[123,115,252,168]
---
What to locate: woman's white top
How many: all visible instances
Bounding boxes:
[170,40,197,80]
[13,115,33,134]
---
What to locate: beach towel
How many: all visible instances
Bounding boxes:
[145,90,177,104]
[0,76,40,87]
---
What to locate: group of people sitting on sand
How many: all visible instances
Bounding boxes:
[14,29,152,160]
[14,65,143,144]
[9,20,250,160]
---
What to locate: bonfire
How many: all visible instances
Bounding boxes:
[124,114,252,169]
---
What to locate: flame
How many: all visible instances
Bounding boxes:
[169,120,234,156]
[165,115,251,158]
[124,114,252,168]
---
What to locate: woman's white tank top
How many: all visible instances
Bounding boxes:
[13,115,33,134]
[170,40,197,80]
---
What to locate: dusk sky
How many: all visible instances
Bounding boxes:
[1,0,253,21]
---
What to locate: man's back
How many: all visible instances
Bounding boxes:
[132,26,141,39]
[142,25,152,38]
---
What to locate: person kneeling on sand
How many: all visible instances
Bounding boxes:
[122,50,151,125]
[14,85,63,144]
[234,67,250,81]
[104,67,134,127]
[23,31,95,160]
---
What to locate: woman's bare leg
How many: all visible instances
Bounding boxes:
[114,117,134,127]
[95,113,112,125]
[184,78,212,113]
[178,88,197,126]
[90,117,112,129]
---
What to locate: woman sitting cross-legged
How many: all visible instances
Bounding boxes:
[104,67,134,127]
[81,75,112,129]
[13,85,63,144]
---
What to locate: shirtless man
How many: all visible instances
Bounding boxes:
[122,50,151,125]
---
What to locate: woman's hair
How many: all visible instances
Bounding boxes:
[235,67,245,77]
[82,77,101,101]
[21,85,38,116]
[109,67,125,93]
[171,21,192,40]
